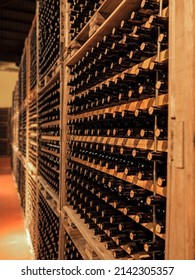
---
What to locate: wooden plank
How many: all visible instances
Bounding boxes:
[63,205,115,259]
[41,136,60,141]
[38,70,60,95]
[69,94,168,121]
[40,120,60,127]
[63,223,90,260]
[40,147,60,157]
[166,0,195,260]
[38,175,59,206]
[39,185,59,218]
[68,135,168,153]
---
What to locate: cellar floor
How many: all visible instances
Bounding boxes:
[0,156,33,260]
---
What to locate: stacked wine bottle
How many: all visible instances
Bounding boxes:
[30,23,37,91]
[18,107,27,157]
[38,77,60,195]
[38,193,59,260]
[64,232,83,260]
[17,158,26,211]
[28,96,37,167]
[66,0,168,259]
[68,0,105,41]
[27,174,37,253]
[39,0,60,78]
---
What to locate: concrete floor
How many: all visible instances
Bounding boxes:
[0,157,33,260]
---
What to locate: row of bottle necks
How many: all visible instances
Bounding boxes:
[66,158,166,211]
[34,92,168,128]
[67,75,168,114]
[38,107,168,138]
[34,149,166,198]
[68,48,168,96]
[38,127,167,139]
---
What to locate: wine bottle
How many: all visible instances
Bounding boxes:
[146,195,166,206]
[156,220,166,234]
[144,239,165,253]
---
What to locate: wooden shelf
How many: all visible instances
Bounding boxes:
[41,147,60,157]
[19,98,28,112]
[40,120,60,127]
[29,87,37,101]
[38,176,59,214]
[29,123,38,129]
[40,164,60,174]
[29,113,37,120]
[68,135,168,152]
[69,94,168,121]
[41,136,60,141]
[63,222,90,260]
[29,132,37,138]
[38,104,60,114]
[29,140,37,146]
[63,205,133,260]
[27,161,37,175]
[29,149,38,157]
[65,0,141,66]
[38,68,60,96]
[18,151,26,167]
[69,156,167,197]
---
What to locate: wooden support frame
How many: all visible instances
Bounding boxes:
[166,0,195,259]
[11,0,195,260]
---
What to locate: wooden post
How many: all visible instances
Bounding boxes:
[166,0,195,259]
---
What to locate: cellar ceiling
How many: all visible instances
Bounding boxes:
[0,0,36,66]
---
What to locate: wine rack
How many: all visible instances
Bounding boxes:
[38,74,61,196]
[68,0,105,41]
[64,0,169,260]
[18,108,27,157]
[18,46,28,159]
[38,0,60,79]
[37,192,59,260]
[12,0,194,260]
[28,94,38,169]
[26,173,37,253]
[11,83,19,172]
[17,157,26,210]
[0,108,11,156]
[30,19,37,91]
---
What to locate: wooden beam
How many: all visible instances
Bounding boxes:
[166,0,195,259]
